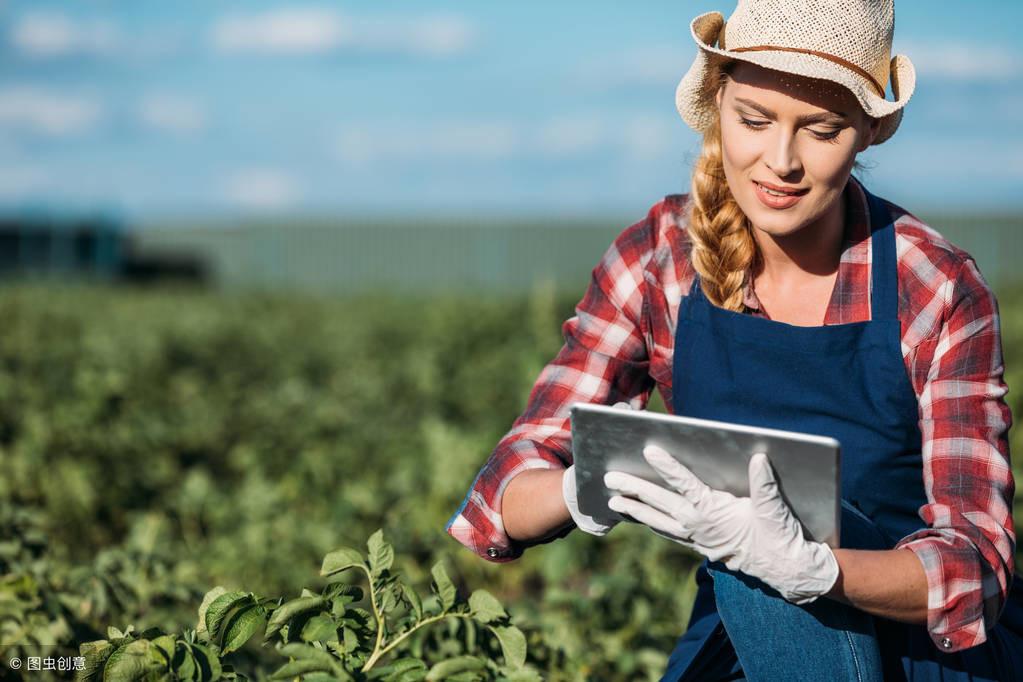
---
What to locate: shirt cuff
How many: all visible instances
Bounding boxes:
[445,457,563,563]
[894,532,1002,652]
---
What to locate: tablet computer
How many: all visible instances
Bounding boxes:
[570,403,842,547]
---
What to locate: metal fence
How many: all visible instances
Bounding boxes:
[129,213,1023,296]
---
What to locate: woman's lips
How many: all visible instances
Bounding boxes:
[753,180,808,209]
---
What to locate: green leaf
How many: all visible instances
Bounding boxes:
[342,627,359,653]
[443,673,482,682]
[379,584,399,614]
[349,607,372,623]
[496,667,543,682]
[395,671,429,682]
[78,640,114,682]
[327,583,364,602]
[190,643,223,682]
[98,640,134,680]
[386,659,427,675]
[264,595,329,641]
[488,625,526,669]
[367,529,394,578]
[425,655,486,680]
[205,592,251,645]
[401,582,423,620]
[101,639,170,682]
[221,602,266,654]
[328,584,363,620]
[300,614,337,643]
[269,659,331,679]
[277,642,345,677]
[429,562,456,612]
[150,635,177,666]
[138,627,165,640]
[365,658,426,680]
[107,624,136,641]
[196,587,229,639]
[320,547,366,577]
[170,642,197,681]
[467,590,506,624]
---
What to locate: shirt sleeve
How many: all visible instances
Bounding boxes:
[444,212,658,562]
[894,256,1017,652]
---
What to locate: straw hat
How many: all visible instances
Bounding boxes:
[676,0,916,145]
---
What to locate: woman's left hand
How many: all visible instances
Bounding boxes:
[604,445,839,604]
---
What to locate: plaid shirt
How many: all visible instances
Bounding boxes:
[445,178,1016,654]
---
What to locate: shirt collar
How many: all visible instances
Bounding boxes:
[741,177,871,314]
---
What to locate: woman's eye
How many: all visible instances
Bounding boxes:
[809,128,842,142]
[737,117,843,142]
[738,117,768,130]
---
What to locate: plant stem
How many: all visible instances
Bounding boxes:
[361,612,471,672]
[357,565,386,670]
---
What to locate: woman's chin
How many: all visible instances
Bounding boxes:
[739,201,811,236]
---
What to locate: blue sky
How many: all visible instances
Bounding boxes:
[1,1,1021,221]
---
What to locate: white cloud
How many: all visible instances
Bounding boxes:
[895,41,1022,81]
[138,94,206,135]
[213,9,349,55]
[211,8,473,57]
[0,87,102,136]
[352,15,474,57]
[10,11,181,61]
[223,168,300,210]
[11,12,118,58]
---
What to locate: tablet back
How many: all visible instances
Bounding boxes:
[570,403,842,547]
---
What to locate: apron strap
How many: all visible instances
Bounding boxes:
[862,185,899,322]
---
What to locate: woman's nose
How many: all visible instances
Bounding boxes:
[764,130,802,178]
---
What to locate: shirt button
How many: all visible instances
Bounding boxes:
[940,637,953,649]
[486,547,500,558]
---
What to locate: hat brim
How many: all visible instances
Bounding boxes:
[676,12,916,145]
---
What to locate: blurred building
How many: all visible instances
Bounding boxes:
[0,213,122,277]
[0,212,208,285]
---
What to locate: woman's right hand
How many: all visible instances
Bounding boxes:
[562,401,632,536]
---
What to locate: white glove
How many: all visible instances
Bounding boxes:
[604,445,839,604]
[562,401,633,537]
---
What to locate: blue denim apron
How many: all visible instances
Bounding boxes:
[661,186,1023,681]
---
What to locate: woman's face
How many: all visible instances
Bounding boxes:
[716,62,881,237]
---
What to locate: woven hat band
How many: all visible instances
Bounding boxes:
[730,45,887,98]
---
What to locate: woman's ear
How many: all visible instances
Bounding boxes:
[857,115,882,152]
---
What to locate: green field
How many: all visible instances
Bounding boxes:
[1,278,1022,680]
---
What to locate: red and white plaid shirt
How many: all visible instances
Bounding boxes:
[445,177,1016,654]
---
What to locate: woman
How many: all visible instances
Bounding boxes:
[446,1,1023,679]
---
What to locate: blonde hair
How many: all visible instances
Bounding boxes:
[686,66,757,312]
